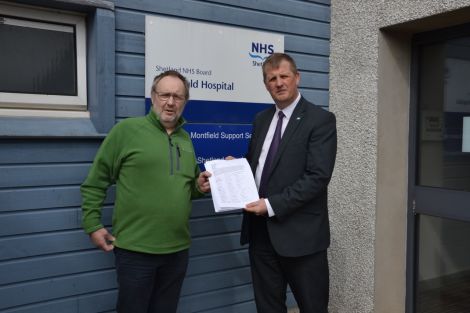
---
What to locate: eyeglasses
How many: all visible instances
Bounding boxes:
[155,92,186,103]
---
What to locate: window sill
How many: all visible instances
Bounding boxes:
[0,116,106,138]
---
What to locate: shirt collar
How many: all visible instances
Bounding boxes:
[275,92,301,120]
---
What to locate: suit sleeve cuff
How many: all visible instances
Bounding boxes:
[266,198,275,217]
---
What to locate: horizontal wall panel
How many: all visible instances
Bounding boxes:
[298,72,329,90]
[202,301,257,313]
[115,0,182,14]
[0,290,116,313]
[116,75,144,97]
[0,186,115,213]
[182,1,330,39]
[186,292,301,313]
[0,140,101,164]
[0,256,252,312]
[0,288,282,313]
[75,290,117,313]
[187,250,249,276]
[11,201,242,237]
[116,52,144,75]
[0,270,116,310]
[0,250,114,286]
[0,249,248,288]
[190,233,241,257]
[115,8,144,32]
[190,214,242,237]
[118,0,329,22]
[0,164,91,188]
[0,187,81,212]
[291,53,329,73]
[116,96,146,118]
[116,30,144,54]
[300,88,329,107]
[0,118,100,138]
[178,284,254,313]
[311,0,330,5]
[0,249,248,293]
[0,231,92,261]
[285,34,329,56]
[115,6,330,39]
[0,208,79,237]
[181,267,251,296]
[0,230,240,261]
[189,0,330,22]
[191,198,216,217]
[0,206,113,236]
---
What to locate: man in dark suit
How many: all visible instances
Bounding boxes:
[242,53,337,313]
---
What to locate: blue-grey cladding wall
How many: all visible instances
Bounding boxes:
[0,0,330,312]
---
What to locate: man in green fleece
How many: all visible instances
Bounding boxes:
[81,70,211,313]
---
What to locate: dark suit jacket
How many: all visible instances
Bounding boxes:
[241,97,337,257]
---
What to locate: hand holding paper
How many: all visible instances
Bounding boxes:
[204,158,259,213]
[245,198,268,216]
[197,171,212,193]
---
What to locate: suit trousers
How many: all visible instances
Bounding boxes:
[249,215,329,313]
[113,247,188,313]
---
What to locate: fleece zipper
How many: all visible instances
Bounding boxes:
[168,136,181,175]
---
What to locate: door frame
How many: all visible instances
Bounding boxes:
[406,22,470,313]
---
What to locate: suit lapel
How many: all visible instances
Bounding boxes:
[251,108,275,172]
[269,98,306,172]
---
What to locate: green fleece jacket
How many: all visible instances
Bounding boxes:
[81,110,203,254]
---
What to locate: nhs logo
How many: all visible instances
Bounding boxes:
[249,42,274,67]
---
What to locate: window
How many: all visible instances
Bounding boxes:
[417,38,470,192]
[0,0,115,136]
[0,1,87,111]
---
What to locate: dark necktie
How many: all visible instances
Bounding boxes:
[259,111,285,197]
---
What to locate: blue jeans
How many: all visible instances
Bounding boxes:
[114,247,189,313]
